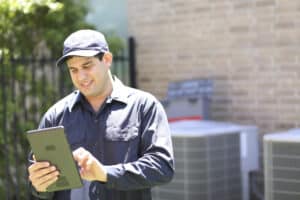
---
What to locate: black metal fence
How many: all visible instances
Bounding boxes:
[0,37,136,200]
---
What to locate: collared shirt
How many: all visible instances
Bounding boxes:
[30,77,174,200]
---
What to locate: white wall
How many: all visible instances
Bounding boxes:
[86,0,128,38]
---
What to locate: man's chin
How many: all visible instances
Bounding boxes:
[79,89,91,96]
[80,90,100,98]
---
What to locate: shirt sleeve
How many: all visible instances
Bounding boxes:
[102,99,175,190]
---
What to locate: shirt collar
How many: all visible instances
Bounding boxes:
[108,76,129,104]
[68,76,129,112]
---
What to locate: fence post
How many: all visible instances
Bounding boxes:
[1,52,11,200]
[11,56,20,200]
[128,37,137,88]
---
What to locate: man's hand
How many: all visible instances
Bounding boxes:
[28,160,60,192]
[73,147,107,182]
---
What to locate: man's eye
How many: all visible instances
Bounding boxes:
[69,69,77,73]
[83,65,91,69]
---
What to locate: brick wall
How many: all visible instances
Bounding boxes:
[127,0,300,134]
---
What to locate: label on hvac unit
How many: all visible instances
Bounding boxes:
[167,79,213,99]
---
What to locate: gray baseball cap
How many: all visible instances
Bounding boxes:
[56,29,109,67]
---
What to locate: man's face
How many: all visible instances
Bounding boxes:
[66,55,111,99]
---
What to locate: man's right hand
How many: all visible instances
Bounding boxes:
[28,161,60,192]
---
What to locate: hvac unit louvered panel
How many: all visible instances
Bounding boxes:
[152,121,248,200]
[264,129,300,200]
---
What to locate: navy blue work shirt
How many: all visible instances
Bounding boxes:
[30,77,174,200]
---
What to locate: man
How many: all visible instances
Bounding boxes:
[27,29,174,200]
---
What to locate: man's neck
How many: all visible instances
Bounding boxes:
[86,75,114,112]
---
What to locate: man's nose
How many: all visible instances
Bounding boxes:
[78,70,88,81]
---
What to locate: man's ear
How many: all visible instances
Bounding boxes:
[103,52,113,67]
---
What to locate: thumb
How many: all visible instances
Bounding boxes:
[73,147,85,161]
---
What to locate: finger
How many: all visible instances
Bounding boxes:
[79,153,90,167]
[79,167,85,177]
[37,170,59,186]
[29,166,58,182]
[73,147,86,161]
[85,157,94,171]
[73,147,89,166]
[28,162,50,174]
[34,172,59,192]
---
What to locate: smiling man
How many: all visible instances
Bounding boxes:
[27,29,174,200]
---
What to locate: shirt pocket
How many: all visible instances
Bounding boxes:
[105,125,139,142]
[104,125,140,162]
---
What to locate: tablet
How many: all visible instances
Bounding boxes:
[26,126,83,192]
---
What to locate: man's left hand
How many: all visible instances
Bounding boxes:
[73,147,107,182]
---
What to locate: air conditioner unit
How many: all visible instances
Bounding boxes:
[161,79,213,121]
[152,120,259,200]
[162,97,210,121]
[264,129,300,200]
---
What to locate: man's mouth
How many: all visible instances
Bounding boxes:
[80,81,92,89]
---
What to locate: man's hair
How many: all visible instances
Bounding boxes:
[65,52,105,64]
[95,52,104,61]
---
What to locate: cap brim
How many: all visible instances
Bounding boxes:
[56,50,101,67]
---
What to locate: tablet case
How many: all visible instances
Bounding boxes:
[26,126,83,192]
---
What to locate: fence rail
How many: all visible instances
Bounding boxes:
[0,37,135,200]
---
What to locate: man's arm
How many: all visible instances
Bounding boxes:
[78,99,174,190]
